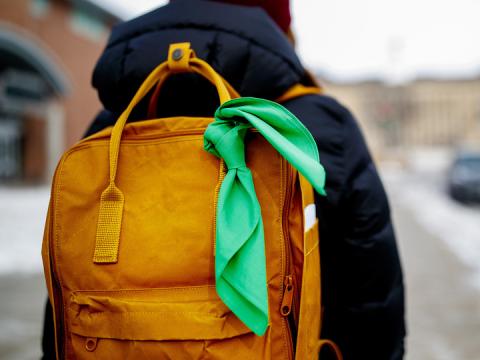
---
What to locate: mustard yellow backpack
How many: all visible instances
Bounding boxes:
[42,43,341,359]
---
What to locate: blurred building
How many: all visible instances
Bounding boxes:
[0,0,119,182]
[325,78,480,161]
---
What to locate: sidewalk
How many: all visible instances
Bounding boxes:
[382,164,480,360]
[393,204,480,360]
[0,274,45,360]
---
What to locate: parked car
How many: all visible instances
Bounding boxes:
[448,151,480,203]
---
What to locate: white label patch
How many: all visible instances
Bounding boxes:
[304,204,317,232]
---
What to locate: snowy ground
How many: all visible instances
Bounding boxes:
[387,176,480,288]
[381,148,480,360]
[0,186,50,275]
[0,186,50,360]
[382,149,480,289]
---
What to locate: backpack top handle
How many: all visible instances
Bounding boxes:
[93,42,237,264]
[110,42,237,185]
[147,43,240,119]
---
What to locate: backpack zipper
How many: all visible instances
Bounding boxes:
[79,128,206,145]
[121,129,204,141]
[81,125,260,144]
[281,275,295,316]
[281,160,297,358]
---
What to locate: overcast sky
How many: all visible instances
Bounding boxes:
[95,0,480,83]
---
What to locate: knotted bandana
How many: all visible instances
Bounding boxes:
[204,97,326,336]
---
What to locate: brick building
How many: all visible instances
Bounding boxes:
[0,0,119,182]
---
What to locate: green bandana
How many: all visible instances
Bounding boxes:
[204,97,326,336]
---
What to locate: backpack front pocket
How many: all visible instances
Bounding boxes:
[67,285,270,359]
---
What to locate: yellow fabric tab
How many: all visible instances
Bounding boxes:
[93,182,124,263]
[299,174,315,207]
[168,43,195,73]
[295,175,343,359]
[295,174,320,359]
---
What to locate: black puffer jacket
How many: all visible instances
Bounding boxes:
[43,0,405,358]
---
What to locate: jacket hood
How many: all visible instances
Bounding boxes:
[92,0,307,116]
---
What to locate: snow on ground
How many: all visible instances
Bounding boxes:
[0,186,50,275]
[381,148,480,289]
[397,182,480,287]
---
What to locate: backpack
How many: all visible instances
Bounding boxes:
[41,42,342,359]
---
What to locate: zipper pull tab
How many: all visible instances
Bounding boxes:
[281,275,294,317]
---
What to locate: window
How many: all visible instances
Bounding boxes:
[30,0,50,18]
[70,9,107,42]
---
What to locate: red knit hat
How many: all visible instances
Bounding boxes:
[174,0,291,33]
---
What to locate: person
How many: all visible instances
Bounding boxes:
[42,0,406,358]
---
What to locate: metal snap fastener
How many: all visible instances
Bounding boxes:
[85,337,98,352]
[172,48,183,61]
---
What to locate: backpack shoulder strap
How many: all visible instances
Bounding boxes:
[275,83,322,104]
